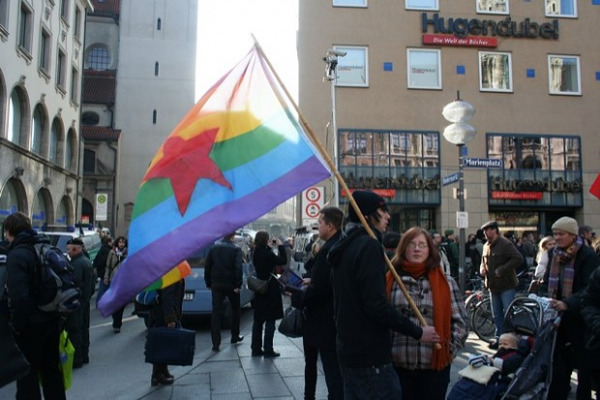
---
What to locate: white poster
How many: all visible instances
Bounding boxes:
[96,193,108,221]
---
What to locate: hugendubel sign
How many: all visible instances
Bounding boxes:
[421,13,559,41]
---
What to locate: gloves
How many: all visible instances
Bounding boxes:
[468,354,491,368]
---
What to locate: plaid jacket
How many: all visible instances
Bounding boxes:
[390,272,468,370]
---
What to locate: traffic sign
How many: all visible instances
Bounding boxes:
[305,203,321,218]
[442,172,460,186]
[302,186,324,223]
[463,158,503,168]
[456,211,469,228]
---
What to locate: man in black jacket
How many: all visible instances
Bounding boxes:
[5,212,66,399]
[291,207,344,400]
[581,267,600,394]
[328,191,439,399]
[66,238,95,367]
[204,232,243,351]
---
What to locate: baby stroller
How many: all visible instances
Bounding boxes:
[500,294,561,400]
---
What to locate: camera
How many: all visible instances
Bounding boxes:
[327,49,347,57]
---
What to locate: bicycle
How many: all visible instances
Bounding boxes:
[470,296,495,343]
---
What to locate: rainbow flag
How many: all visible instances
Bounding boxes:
[98,46,330,316]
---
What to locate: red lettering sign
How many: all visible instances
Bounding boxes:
[423,34,498,48]
[491,191,543,200]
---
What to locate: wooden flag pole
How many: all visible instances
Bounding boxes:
[252,39,439,346]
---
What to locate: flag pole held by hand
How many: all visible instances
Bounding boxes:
[252,36,440,350]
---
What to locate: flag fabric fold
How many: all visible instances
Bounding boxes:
[98,46,331,316]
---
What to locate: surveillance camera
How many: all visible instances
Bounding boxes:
[327,49,347,57]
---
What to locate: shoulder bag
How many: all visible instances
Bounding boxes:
[248,275,270,295]
[278,306,305,338]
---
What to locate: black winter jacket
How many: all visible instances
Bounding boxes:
[544,244,599,367]
[581,267,600,368]
[328,224,422,368]
[252,245,287,321]
[6,230,60,334]
[204,239,243,290]
[291,231,341,349]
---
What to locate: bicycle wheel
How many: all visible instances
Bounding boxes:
[471,298,496,343]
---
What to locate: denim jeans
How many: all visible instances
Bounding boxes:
[490,288,516,337]
[340,363,401,400]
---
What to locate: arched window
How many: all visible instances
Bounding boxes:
[155,61,159,76]
[157,18,161,30]
[152,109,157,124]
[81,111,99,125]
[8,91,23,145]
[65,129,76,171]
[31,105,44,155]
[86,45,110,71]
[49,118,61,165]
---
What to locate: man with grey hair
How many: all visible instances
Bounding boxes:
[578,224,594,246]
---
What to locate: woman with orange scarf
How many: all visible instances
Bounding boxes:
[386,227,468,400]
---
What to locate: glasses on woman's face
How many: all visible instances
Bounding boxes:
[407,242,428,250]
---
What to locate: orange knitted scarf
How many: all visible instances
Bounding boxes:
[386,262,452,370]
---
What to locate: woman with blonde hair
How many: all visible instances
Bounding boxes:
[533,236,555,279]
[386,227,468,400]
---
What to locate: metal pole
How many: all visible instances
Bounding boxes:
[331,76,339,207]
[458,144,466,294]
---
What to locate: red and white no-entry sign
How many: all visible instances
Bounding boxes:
[302,186,324,224]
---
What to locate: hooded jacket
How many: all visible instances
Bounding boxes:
[328,223,422,367]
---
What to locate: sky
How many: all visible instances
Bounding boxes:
[196,0,299,101]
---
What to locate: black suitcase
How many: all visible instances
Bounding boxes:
[144,327,195,366]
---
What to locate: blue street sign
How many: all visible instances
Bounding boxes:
[463,158,503,169]
[442,172,460,186]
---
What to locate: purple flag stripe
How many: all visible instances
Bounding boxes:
[98,155,329,316]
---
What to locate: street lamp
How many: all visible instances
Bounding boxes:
[442,94,476,293]
[323,48,346,207]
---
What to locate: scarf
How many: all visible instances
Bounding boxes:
[385,261,452,370]
[547,235,582,299]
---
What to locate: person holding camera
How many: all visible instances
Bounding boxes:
[250,231,287,357]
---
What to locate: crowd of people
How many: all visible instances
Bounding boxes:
[2,191,600,399]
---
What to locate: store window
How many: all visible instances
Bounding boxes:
[0,180,19,222]
[334,46,368,87]
[479,51,512,92]
[548,55,581,96]
[407,49,441,90]
[333,0,367,7]
[338,129,440,205]
[486,133,582,207]
[406,0,438,10]
[476,0,509,14]
[545,0,577,17]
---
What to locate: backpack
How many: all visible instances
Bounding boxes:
[32,243,81,314]
[135,290,159,306]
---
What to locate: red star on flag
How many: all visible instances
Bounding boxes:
[144,128,232,215]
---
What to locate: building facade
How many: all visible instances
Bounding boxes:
[81,0,197,236]
[0,0,93,231]
[298,0,600,235]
